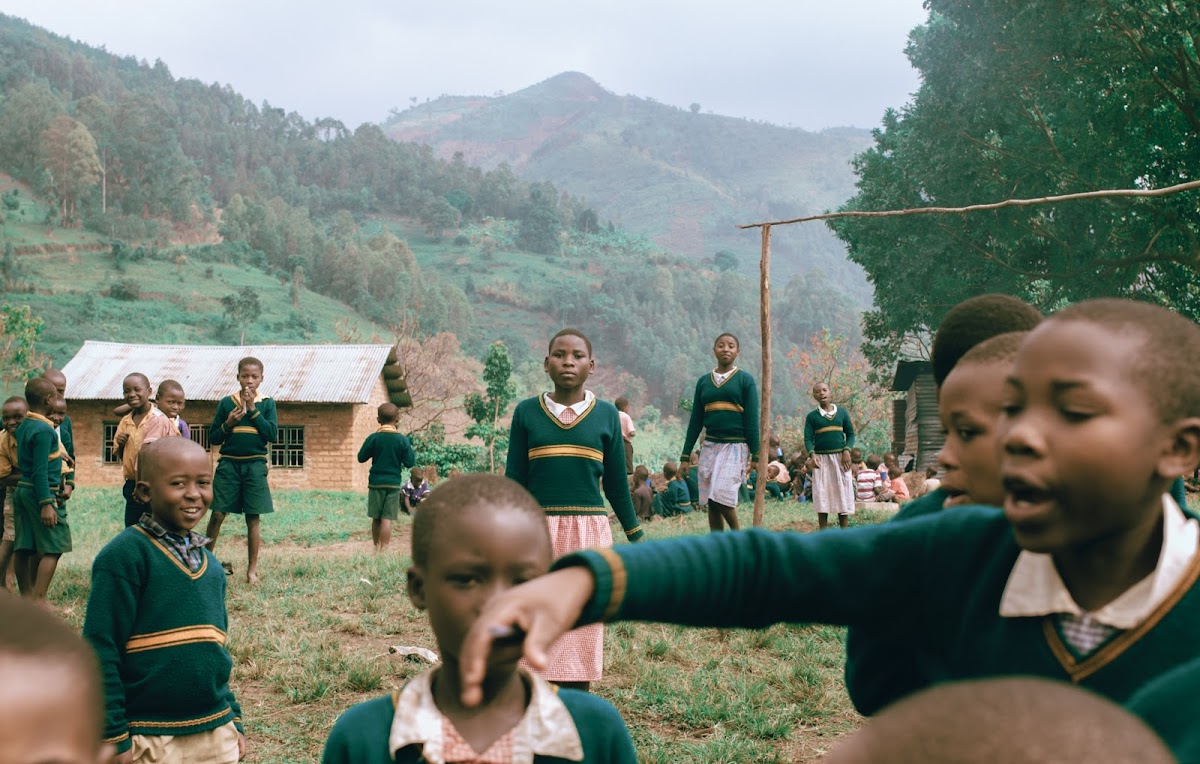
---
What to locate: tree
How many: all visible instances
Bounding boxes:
[0,305,49,387]
[465,341,517,473]
[713,249,739,272]
[422,197,462,240]
[220,287,262,344]
[517,189,562,255]
[290,265,304,309]
[689,102,701,114]
[831,1,1200,368]
[40,116,102,226]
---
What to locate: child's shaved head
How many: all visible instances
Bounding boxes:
[0,596,106,764]
[24,377,57,407]
[826,678,1173,764]
[411,474,548,568]
[1049,298,1200,423]
[158,379,185,397]
[956,331,1027,368]
[377,402,400,422]
[931,295,1042,386]
[138,437,209,481]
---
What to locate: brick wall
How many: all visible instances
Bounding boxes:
[67,397,369,491]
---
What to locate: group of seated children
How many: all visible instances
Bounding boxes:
[850,450,911,504]
[628,456,699,520]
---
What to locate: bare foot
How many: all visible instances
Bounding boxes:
[246,570,260,585]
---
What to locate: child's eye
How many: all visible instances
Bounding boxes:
[1000,402,1023,417]
[1060,409,1094,423]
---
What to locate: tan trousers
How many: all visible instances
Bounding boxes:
[130,721,239,764]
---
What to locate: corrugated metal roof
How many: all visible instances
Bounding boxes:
[61,341,394,403]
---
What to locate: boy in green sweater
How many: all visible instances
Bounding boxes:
[206,356,277,584]
[652,462,692,518]
[456,299,1200,716]
[84,437,246,763]
[357,402,415,551]
[13,376,68,600]
[322,474,635,764]
[1,594,112,764]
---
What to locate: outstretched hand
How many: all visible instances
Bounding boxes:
[459,566,596,707]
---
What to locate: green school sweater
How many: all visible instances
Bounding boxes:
[321,687,637,764]
[681,369,760,462]
[803,406,856,455]
[357,426,416,489]
[15,413,61,506]
[208,395,277,459]
[83,526,243,753]
[558,505,1200,707]
[1126,656,1200,763]
[505,396,644,542]
[659,479,692,515]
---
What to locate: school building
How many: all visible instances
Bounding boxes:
[891,359,943,473]
[60,341,409,491]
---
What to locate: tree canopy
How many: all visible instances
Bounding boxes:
[832,0,1200,366]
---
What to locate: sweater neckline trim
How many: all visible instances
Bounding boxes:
[1040,546,1200,682]
[537,395,597,430]
[132,525,210,580]
[710,368,740,388]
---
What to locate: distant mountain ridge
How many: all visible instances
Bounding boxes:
[383,72,875,296]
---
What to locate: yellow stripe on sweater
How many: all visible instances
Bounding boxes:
[132,707,232,729]
[528,445,603,461]
[126,625,227,653]
[815,425,844,434]
[231,426,259,434]
[704,402,744,413]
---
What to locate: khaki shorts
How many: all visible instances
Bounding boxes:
[130,720,240,764]
[367,487,402,520]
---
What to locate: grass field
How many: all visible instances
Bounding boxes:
[45,488,891,763]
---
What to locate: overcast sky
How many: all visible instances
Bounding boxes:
[0,1,928,131]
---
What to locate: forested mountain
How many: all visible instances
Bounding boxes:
[0,14,861,414]
[383,72,874,298]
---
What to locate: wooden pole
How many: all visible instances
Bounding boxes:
[753,224,771,527]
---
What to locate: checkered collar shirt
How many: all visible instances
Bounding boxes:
[138,513,211,572]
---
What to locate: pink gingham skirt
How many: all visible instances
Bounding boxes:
[528,514,612,682]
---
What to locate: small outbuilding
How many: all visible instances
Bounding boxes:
[891,359,942,473]
[61,341,409,491]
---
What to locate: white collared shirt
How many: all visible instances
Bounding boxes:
[542,389,594,419]
[387,667,585,764]
[999,495,1199,629]
[818,403,838,419]
[712,367,737,385]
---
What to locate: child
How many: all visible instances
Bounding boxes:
[653,462,691,518]
[847,447,864,479]
[357,402,416,551]
[614,396,635,476]
[0,396,27,593]
[12,377,69,600]
[401,467,431,514]
[505,328,644,693]
[827,678,1173,764]
[83,438,246,763]
[767,457,791,494]
[114,373,177,528]
[42,368,75,490]
[805,384,856,529]
[322,475,636,763]
[157,379,190,439]
[47,397,75,508]
[206,356,277,584]
[630,465,653,520]
[855,455,882,503]
[916,464,941,497]
[681,332,760,532]
[0,594,112,764]
[764,463,786,500]
[685,451,700,513]
[458,299,1200,721]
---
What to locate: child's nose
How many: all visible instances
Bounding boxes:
[1001,415,1043,456]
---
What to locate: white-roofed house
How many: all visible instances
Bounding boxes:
[60,341,410,491]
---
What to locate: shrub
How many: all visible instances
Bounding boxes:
[453,234,470,247]
[108,279,141,301]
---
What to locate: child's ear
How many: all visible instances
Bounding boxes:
[133,480,152,504]
[1159,417,1200,480]
[406,566,427,610]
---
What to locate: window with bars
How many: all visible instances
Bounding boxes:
[269,425,305,469]
[189,424,210,450]
[102,422,120,464]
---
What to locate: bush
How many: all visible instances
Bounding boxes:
[411,426,483,476]
[453,234,470,247]
[108,279,141,301]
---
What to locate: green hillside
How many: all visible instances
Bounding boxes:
[382,72,874,300]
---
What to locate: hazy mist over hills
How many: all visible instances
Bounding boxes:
[384,72,874,298]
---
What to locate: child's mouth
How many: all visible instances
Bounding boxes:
[1003,476,1055,520]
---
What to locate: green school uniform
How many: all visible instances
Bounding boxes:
[557,505,1200,708]
[13,412,69,553]
[209,394,277,515]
